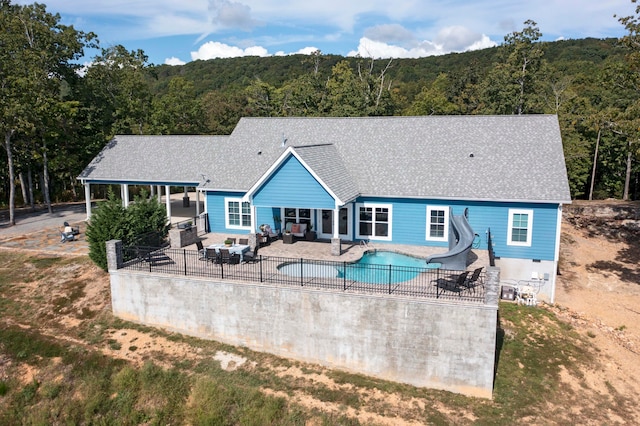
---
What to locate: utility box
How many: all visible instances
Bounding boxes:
[500,286,515,301]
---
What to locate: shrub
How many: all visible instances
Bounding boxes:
[86,188,168,271]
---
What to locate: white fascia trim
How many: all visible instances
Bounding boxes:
[242,146,344,205]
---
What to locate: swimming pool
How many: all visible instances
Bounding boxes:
[277,250,440,284]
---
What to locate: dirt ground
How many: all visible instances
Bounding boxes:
[550,201,640,423]
[2,200,640,424]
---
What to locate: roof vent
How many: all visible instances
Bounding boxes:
[469,153,474,158]
[281,133,287,148]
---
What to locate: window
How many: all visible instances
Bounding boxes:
[356,203,391,240]
[225,198,251,229]
[283,208,311,228]
[426,206,449,242]
[507,209,533,246]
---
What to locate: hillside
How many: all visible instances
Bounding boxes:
[0,201,639,424]
[149,37,623,98]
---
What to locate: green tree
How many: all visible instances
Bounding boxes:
[150,77,205,134]
[86,188,168,271]
[200,90,246,134]
[82,45,153,137]
[0,0,95,224]
[404,73,458,115]
[85,189,127,271]
[481,20,545,115]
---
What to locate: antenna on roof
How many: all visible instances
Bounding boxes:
[281,133,287,148]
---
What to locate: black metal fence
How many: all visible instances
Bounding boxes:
[120,246,486,303]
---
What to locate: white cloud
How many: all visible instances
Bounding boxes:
[165,57,186,66]
[364,24,416,44]
[208,0,261,31]
[190,41,269,60]
[347,30,496,59]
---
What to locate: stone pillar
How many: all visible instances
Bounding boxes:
[106,239,123,272]
[484,266,500,306]
[249,233,259,249]
[331,238,341,256]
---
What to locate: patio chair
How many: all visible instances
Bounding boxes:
[226,237,236,244]
[205,248,220,264]
[195,241,206,260]
[433,271,469,294]
[462,267,483,294]
[238,238,249,245]
[243,244,260,263]
[60,231,75,243]
[219,248,240,264]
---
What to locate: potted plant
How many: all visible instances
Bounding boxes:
[224,239,233,247]
[305,223,317,241]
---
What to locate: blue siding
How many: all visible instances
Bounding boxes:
[354,197,559,261]
[253,155,335,209]
[205,191,249,235]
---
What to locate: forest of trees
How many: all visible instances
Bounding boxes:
[3,0,640,226]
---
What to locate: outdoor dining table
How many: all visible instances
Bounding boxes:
[207,243,251,261]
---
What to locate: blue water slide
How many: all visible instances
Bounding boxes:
[425,208,475,270]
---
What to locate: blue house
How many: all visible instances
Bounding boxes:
[79,115,571,302]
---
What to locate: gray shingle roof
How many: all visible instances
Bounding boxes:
[79,115,571,203]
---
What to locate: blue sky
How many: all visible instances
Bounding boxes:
[17,0,638,66]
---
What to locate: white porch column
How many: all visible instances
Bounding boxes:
[157,185,162,201]
[122,184,130,208]
[165,185,172,223]
[333,207,340,239]
[84,183,92,220]
[150,185,155,197]
[195,189,201,217]
[251,204,257,233]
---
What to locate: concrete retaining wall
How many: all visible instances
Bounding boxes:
[109,271,498,398]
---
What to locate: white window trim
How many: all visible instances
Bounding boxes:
[355,202,392,241]
[225,197,252,230]
[507,208,533,247]
[426,206,449,242]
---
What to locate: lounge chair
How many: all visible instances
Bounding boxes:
[434,271,469,294]
[462,267,483,293]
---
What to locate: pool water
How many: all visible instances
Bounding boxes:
[277,250,439,284]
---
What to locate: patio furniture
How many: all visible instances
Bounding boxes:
[462,267,483,294]
[284,222,307,239]
[60,231,75,243]
[226,237,236,244]
[205,248,220,264]
[195,240,206,260]
[219,248,240,264]
[238,238,249,245]
[283,233,294,244]
[208,243,250,261]
[243,244,260,262]
[433,270,469,294]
